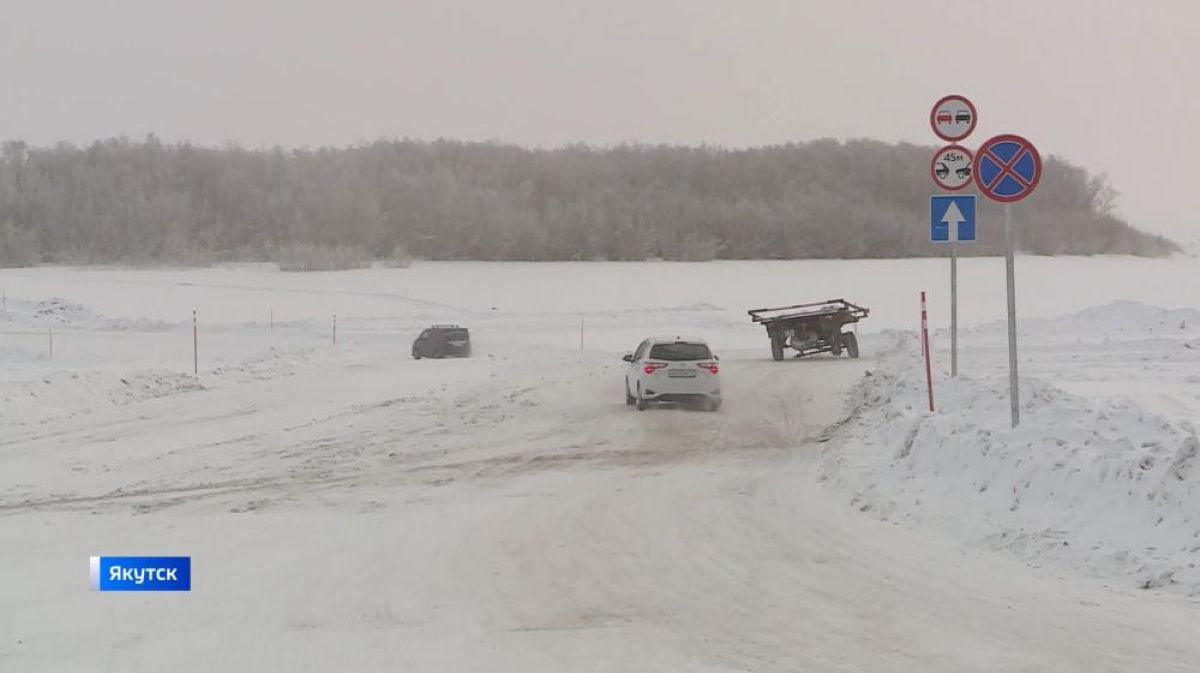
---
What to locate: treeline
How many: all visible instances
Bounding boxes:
[0,136,1178,266]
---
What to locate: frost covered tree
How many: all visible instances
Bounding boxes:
[0,136,1178,267]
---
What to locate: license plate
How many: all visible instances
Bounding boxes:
[668,369,697,378]
[448,340,466,346]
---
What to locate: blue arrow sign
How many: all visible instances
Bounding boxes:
[930,195,976,242]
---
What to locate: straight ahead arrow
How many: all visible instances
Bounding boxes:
[942,200,965,242]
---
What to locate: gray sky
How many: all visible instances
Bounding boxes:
[1,0,1196,240]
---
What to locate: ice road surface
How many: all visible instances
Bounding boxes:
[1,257,1199,672]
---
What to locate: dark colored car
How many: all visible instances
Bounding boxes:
[955,110,972,123]
[412,325,471,359]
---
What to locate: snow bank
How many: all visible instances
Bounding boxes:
[964,300,1200,341]
[0,343,347,427]
[1,297,174,331]
[821,331,1200,595]
[0,370,203,426]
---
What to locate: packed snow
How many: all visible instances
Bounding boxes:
[1,258,1199,672]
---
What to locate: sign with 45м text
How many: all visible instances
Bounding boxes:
[930,195,976,242]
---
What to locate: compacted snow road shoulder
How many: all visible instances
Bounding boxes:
[2,347,1198,672]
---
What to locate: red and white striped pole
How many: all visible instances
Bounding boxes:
[921,292,935,412]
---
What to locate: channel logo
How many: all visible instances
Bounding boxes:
[90,556,191,592]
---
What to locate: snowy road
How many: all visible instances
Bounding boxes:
[4,341,1199,672]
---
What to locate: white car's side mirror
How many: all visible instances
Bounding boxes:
[622,353,634,363]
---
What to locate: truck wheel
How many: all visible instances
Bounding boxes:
[844,332,860,358]
[771,336,785,361]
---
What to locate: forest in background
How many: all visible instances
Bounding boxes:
[0,136,1179,267]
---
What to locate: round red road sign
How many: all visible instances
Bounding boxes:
[930,144,974,191]
[930,95,978,142]
[975,134,1042,203]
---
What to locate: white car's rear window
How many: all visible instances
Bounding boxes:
[648,343,711,361]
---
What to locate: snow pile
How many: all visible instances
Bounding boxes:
[964,300,1200,342]
[821,331,1200,595]
[3,297,174,331]
[0,370,203,426]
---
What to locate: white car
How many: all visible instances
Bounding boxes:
[623,337,721,411]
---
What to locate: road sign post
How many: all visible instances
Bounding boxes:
[976,134,1042,428]
[929,95,978,381]
[921,291,935,412]
[930,194,975,377]
[1004,204,1019,426]
[950,242,957,377]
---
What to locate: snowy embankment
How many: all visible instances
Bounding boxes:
[821,302,1200,596]
[1,371,203,426]
[0,298,192,425]
[0,296,340,427]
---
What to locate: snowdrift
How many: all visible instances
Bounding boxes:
[0,370,204,426]
[963,300,1200,342]
[0,345,341,427]
[1,297,175,331]
[821,331,1200,595]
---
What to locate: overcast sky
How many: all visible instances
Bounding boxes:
[0,0,1195,240]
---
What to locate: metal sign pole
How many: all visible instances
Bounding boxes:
[1004,204,1020,427]
[921,291,935,412]
[929,95,977,381]
[950,241,958,377]
[193,310,198,377]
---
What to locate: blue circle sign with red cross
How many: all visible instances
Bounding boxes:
[975,134,1042,203]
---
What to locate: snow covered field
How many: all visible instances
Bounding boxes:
[1,257,1199,672]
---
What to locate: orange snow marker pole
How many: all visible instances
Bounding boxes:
[193,310,198,376]
[921,292,935,412]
